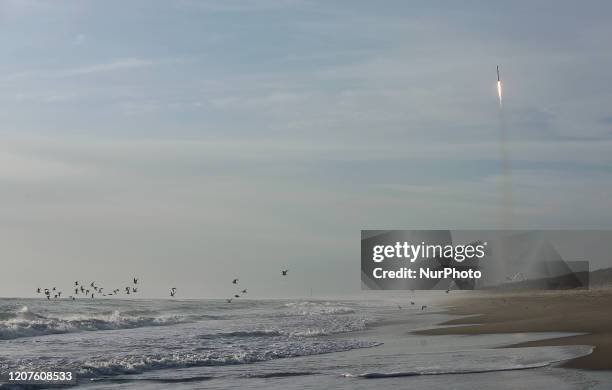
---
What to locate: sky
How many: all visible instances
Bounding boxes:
[1,0,612,298]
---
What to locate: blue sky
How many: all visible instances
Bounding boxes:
[1,0,611,297]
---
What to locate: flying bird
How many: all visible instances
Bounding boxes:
[232,279,238,284]
[281,270,288,276]
[241,289,247,294]
[133,278,138,284]
[226,298,233,303]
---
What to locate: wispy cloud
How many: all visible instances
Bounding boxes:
[2,57,178,83]
[183,0,306,13]
[65,58,158,76]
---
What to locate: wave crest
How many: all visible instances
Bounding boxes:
[0,307,189,340]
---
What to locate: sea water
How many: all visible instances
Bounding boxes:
[0,295,609,389]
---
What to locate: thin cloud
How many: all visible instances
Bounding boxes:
[65,58,158,76]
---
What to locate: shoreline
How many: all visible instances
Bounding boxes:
[415,288,612,370]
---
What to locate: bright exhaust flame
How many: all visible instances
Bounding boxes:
[497,80,503,106]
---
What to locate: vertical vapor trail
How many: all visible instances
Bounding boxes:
[497,97,513,229]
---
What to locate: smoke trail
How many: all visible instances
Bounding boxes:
[497,101,513,228]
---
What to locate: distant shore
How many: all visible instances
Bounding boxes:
[416,288,612,370]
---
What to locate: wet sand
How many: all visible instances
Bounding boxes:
[416,288,612,370]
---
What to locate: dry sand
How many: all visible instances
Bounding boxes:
[417,288,612,370]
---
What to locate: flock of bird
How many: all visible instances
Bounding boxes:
[225,269,288,303]
[36,278,145,300]
[35,269,290,302]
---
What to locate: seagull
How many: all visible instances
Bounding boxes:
[80,286,85,293]
[53,294,58,299]
[52,287,56,291]
[133,278,138,284]
[226,298,232,303]
[74,288,79,294]
[281,270,288,276]
[74,281,79,286]
[170,288,176,297]
[57,292,62,298]
[234,294,240,298]
[91,293,94,299]
[421,305,427,310]
[85,289,90,295]
[90,282,95,288]
[36,288,41,293]
[411,302,415,305]
[232,279,238,284]
[241,289,247,294]
[132,287,137,293]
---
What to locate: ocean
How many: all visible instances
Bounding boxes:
[0,295,610,389]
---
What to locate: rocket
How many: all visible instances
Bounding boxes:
[497,65,500,82]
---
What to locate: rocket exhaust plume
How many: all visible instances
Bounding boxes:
[497,65,503,106]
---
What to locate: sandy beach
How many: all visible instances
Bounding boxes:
[417,288,612,370]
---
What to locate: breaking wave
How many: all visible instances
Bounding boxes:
[0,306,189,340]
[12,339,381,378]
[283,301,356,315]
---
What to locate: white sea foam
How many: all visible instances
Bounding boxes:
[0,307,189,340]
